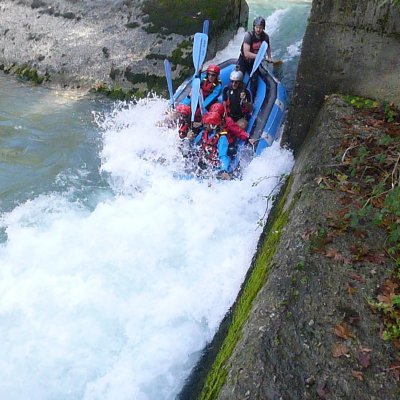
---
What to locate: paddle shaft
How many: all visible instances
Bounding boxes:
[164,59,174,108]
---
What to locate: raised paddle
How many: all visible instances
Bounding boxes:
[249,41,268,79]
[191,78,201,122]
[198,90,206,116]
[192,32,208,78]
[164,59,174,109]
[202,19,209,35]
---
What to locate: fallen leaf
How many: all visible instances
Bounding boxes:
[346,284,356,295]
[324,248,351,264]
[358,351,371,369]
[389,361,400,381]
[301,228,314,240]
[365,252,386,265]
[351,370,364,381]
[334,323,353,340]
[393,339,400,350]
[377,294,393,305]
[325,248,340,258]
[332,342,349,358]
[349,272,365,283]
[316,382,330,399]
[345,311,361,326]
[381,280,399,295]
[366,118,385,127]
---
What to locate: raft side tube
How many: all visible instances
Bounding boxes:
[255,83,286,155]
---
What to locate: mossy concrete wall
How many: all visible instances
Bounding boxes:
[198,94,399,400]
[282,0,400,153]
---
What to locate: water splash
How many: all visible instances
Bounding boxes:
[0,95,294,399]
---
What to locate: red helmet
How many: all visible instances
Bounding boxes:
[202,112,221,126]
[209,102,225,117]
[206,64,221,75]
[176,104,191,116]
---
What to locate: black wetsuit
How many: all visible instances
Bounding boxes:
[222,83,252,121]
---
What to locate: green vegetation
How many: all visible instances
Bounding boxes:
[170,39,193,68]
[141,0,239,35]
[198,175,296,400]
[92,84,146,101]
[13,64,45,84]
[318,95,400,341]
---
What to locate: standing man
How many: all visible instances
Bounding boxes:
[237,16,272,99]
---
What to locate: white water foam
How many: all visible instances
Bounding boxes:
[0,96,293,399]
[284,39,303,61]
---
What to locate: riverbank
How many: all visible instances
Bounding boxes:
[0,0,246,97]
[196,94,399,399]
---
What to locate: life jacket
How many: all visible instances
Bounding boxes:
[250,33,264,54]
[200,128,227,165]
[240,31,269,60]
[223,117,249,144]
[178,117,190,139]
[224,84,250,121]
[201,78,220,98]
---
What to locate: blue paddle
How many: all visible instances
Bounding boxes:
[164,59,174,108]
[202,19,209,35]
[191,78,201,122]
[198,90,206,116]
[192,33,208,78]
[249,41,268,79]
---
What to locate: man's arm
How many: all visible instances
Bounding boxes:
[242,42,257,61]
[266,45,272,62]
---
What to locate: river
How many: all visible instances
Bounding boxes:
[0,1,311,399]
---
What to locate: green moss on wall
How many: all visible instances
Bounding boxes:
[198,175,298,400]
[12,64,45,84]
[141,0,239,36]
[92,83,156,101]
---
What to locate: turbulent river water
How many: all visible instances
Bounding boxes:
[0,1,311,399]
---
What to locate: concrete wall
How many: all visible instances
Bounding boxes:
[282,0,400,153]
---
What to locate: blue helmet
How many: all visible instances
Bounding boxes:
[253,16,266,30]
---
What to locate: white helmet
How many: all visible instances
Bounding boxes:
[230,70,243,82]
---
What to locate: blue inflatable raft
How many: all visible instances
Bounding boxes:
[173,59,286,158]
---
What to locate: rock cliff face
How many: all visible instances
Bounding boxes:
[282,0,400,152]
[0,0,247,96]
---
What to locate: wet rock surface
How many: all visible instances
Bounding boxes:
[0,0,245,93]
[217,95,399,399]
[0,0,175,89]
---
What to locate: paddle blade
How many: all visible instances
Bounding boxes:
[202,19,209,35]
[192,33,208,77]
[273,60,284,66]
[198,90,206,116]
[164,59,174,108]
[191,78,201,122]
[249,41,268,78]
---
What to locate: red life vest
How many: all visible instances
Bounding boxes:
[200,129,227,165]
[251,37,263,54]
[178,117,189,139]
[201,79,220,98]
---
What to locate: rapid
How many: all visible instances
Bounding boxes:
[0,1,311,399]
